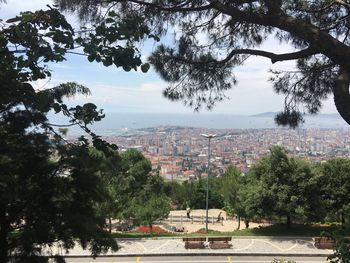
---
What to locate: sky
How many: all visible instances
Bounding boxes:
[0,0,340,116]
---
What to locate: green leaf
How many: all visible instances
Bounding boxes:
[105,18,115,24]
[53,103,61,113]
[87,54,95,62]
[108,11,117,17]
[103,57,113,66]
[6,16,21,23]
[123,65,132,72]
[141,63,150,73]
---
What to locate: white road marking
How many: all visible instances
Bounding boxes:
[234,239,255,251]
[82,260,326,263]
[254,239,299,252]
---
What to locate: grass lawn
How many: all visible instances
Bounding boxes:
[112,232,177,238]
[112,224,349,238]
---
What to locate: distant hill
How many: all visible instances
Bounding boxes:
[311,113,340,119]
[251,112,340,119]
[251,112,276,117]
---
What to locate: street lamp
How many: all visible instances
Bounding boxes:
[200,133,216,233]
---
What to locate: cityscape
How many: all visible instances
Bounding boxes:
[3,0,350,262]
[67,126,350,182]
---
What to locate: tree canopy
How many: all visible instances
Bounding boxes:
[130,175,171,232]
[0,5,153,262]
[247,146,321,228]
[318,158,350,225]
[56,0,350,127]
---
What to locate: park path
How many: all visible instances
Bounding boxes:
[52,209,332,258]
[47,237,331,257]
[162,209,266,232]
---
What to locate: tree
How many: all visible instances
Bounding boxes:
[164,181,187,209]
[90,149,170,235]
[220,165,256,229]
[0,5,152,262]
[221,166,246,229]
[0,120,118,262]
[104,152,170,233]
[164,177,223,210]
[89,147,122,234]
[328,234,350,263]
[249,146,320,228]
[1,5,151,133]
[119,149,152,196]
[129,175,171,233]
[208,176,225,209]
[239,178,266,229]
[56,0,350,127]
[111,149,153,221]
[318,158,350,225]
[189,179,207,209]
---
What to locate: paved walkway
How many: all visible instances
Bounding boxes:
[166,209,265,232]
[49,237,332,257]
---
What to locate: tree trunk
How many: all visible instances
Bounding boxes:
[236,215,241,230]
[108,217,112,234]
[336,211,341,223]
[244,219,249,229]
[0,219,9,263]
[149,223,153,234]
[286,215,292,229]
[341,211,345,227]
[333,68,350,125]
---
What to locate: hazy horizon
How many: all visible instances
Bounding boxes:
[49,111,349,136]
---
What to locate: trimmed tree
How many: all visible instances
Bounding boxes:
[249,146,321,228]
[129,175,171,233]
[319,158,350,226]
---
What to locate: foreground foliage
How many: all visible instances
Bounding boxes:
[0,4,153,262]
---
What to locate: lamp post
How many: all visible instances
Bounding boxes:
[200,133,216,233]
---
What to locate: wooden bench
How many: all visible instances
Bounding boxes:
[314,237,335,249]
[183,237,206,249]
[208,237,232,249]
[315,237,350,249]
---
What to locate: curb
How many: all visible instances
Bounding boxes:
[60,237,333,258]
[115,236,316,241]
[63,252,332,258]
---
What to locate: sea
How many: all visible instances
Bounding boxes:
[49,112,350,135]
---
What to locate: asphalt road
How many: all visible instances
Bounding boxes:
[65,255,329,263]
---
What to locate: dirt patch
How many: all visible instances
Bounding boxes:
[161,209,270,233]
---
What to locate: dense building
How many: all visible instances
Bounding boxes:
[76,127,350,182]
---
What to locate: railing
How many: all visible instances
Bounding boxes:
[160,215,224,225]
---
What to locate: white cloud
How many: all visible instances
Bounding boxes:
[139,82,164,92]
[31,78,54,91]
[2,1,339,116]
[50,64,73,70]
[62,81,190,113]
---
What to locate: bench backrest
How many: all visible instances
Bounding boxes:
[208,237,232,243]
[183,237,206,242]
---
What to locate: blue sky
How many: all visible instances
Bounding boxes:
[1,0,339,115]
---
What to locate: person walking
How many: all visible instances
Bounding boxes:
[186,206,191,219]
[217,211,222,222]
